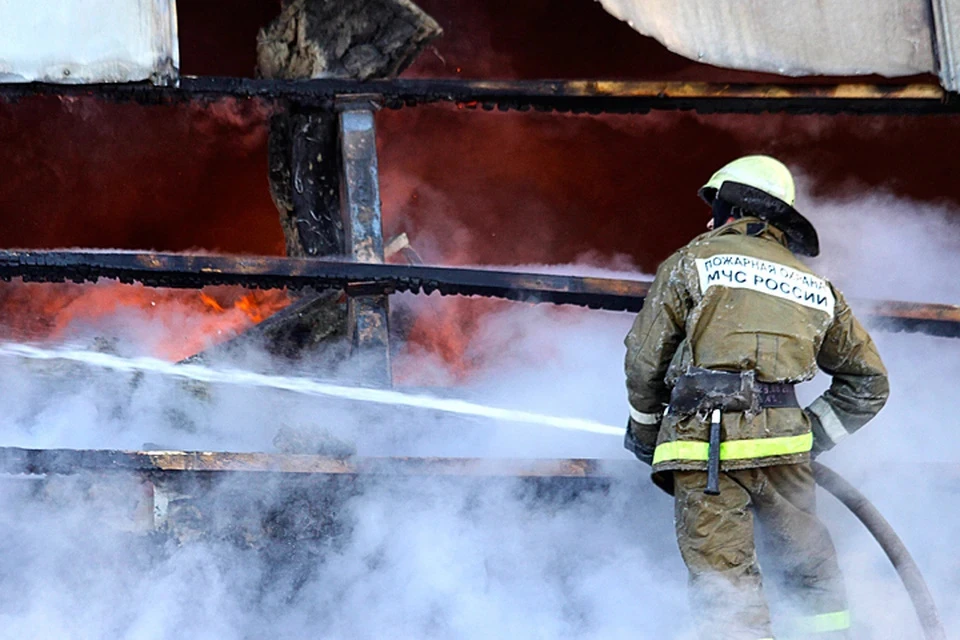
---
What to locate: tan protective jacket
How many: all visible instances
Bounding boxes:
[624,218,889,486]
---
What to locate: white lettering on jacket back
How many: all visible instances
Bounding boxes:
[695,253,835,316]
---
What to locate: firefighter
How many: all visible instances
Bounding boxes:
[623,155,889,639]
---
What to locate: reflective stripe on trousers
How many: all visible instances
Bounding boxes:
[654,432,813,465]
[674,463,848,640]
[788,609,851,635]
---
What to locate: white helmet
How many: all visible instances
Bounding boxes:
[698,155,819,257]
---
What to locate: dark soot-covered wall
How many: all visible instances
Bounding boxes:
[0,0,956,272]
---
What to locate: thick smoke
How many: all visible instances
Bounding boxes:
[0,190,958,638]
[0,280,694,639]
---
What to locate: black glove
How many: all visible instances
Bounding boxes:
[624,418,656,466]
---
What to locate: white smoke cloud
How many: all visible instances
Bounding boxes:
[799,189,960,637]
[804,188,960,304]
[0,287,696,639]
[0,188,957,638]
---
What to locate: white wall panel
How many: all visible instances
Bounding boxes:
[0,0,179,84]
[597,1,943,84]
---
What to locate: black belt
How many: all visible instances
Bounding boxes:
[755,381,800,409]
[668,367,799,417]
[668,368,800,496]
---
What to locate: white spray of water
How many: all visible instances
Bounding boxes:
[0,342,623,439]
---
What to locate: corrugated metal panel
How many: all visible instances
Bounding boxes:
[0,0,179,85]
[598,0,946,84]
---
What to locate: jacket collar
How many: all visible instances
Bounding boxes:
[712,216,791,251]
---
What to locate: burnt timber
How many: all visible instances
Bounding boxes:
[256,0,443,381]
[0,248,649,310]
[0,446,620,478]
[0,249,957,337]
[0,78,955,115]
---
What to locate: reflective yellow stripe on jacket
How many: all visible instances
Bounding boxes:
[652,433,813,465]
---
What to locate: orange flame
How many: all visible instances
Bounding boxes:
[0,280,290,361]
[394,296,512,385]
[199,292,226,313]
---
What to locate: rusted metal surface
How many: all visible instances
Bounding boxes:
[339,105,385,264]
[0,78,954,115]
[0,249,957,336]
[0,446,622,478]
[338,99,391,384]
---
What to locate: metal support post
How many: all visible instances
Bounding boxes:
[337,97,391,386]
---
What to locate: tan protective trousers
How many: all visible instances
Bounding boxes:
[674,463,851,640]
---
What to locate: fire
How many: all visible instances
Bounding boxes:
[0,280,290,361]
[394,292,581,386]
[198,287,290,330]
[399,297,483,382]
[199,292,226,312]
[394,295,519,385]
[235,292,276,324]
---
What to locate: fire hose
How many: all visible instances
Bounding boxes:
[813,462,946,640]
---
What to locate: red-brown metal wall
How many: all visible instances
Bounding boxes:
[0,0,956,273]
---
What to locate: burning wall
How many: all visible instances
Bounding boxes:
[0,0,958,372]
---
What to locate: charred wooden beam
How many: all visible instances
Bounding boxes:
[0,449,954,480]
[866,300,960,338]
[179,290,346,363]
[0,249,956,337]
[262,105,351,362]
[0,249,651,310]
[0,78,955,115]
[256,0,439,369]
[259,0,441,260]
[0,446,622,478]
[179,236,417,364]
[273,110,345,258]
[256,0,441,82]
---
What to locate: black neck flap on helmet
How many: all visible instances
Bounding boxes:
[711,197,737,231]
[716,181,820,257]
